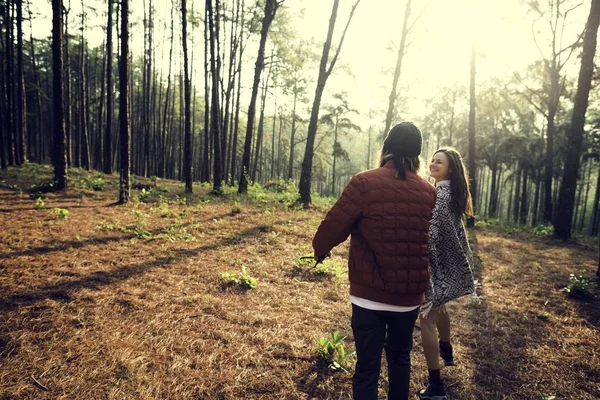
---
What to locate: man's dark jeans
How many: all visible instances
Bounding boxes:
[351,303,420,400]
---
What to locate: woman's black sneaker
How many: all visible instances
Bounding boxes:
[419,380,447,400]
[439,341,455,366]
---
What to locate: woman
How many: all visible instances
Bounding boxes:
[419,147,475,400]
[312,122,437,400]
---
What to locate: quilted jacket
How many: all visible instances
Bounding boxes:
[312,161,437,306]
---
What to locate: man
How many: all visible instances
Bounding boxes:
[312,122,437,400]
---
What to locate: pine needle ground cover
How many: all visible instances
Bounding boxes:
[0,165,598,399]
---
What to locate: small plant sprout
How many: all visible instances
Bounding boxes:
[51,207,70,220]
[563,270,596,299]
[220,265,257,290]
[35,197,45,209]
[315,329,356,372]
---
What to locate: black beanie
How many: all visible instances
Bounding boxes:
[383,122,422,157]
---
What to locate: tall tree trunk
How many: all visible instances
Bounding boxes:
[79,0,90,170]
[589,162,600,236]
[118,0,130,204]
[277,111,283,178]
[271,106,276,180]
[52,0,67,189]
[251,66,271,183]
[287,83,298,180]
[16,0,26,163]
[578,159,593,232]
[207,0,223,192]
[5,2,15,165]
[489,160,498,217]
[251,75,268,182]
[229,0,244,186]
[64,3,73,166]
[513,164,522,224]
[104,0,114,173]
[299,0,360,206]
[0,37,5,169]
[466,42,477,227]
[161,5,174,178]
[96,40,106,170]
[519,169,529,225]
[554,0,600,238]
[182,0,192,192]
[201,4,210,182]
[543,70,558,223]
[532,170,541,226]
[383,0,411,137]
[27,1,42,162]
[332,115,339,196]
[238,0,280,194]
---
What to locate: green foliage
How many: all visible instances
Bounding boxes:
[0,180,19,190]
[563,270,596,299]
[157,219,195,242]
[51,207,70,220]
[138,188,152,203]
[134,223,151,239]
[30,180,55,194]
[28,164,39,174]
[96,220,128,233]
[220,265,257,290]
[475,218,500,229]
[315,329,356,373]
[157,201,176,218]
[539,394,556,400]
[35,197,45,209]
[313,260,342,277]
[87,177,106,191]
[532,223,553,236]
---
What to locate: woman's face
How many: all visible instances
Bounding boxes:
[429,152,451,182]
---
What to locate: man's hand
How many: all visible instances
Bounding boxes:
[314,252,331,263]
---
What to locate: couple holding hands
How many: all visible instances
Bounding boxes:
[312,122,475,400]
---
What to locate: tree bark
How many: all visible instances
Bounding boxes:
[238,0,280,194]
[182,0,192,193]
[16,0,26,163]
[467,42,477,227]
[554,0,600,238]
[229,0,244,186]
[104,0,114,173]
[299,0,360,206]
[207,0,224,192]
[383,0,411,137]
[118,0,130,204]
[79,0,90,170]
[52,0,67,189]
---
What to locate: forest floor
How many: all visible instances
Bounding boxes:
[0,164,599,400]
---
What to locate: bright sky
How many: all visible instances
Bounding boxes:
[31,0,591,130]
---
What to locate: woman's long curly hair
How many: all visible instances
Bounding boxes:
[434,147,473,217]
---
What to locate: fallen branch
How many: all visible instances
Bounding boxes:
[30,375,48,391]
[175,314,202,323]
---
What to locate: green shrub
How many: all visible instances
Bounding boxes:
[563,270,596,299]
[315,329,356,372]
[87,178,106,191]
[532,223,553,236]
[30,180,55,194]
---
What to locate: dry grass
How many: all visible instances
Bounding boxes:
[0,164,598,399]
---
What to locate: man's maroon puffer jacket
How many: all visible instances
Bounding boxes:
[313,161,437,306]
